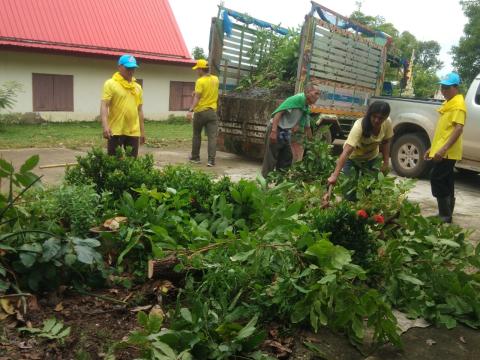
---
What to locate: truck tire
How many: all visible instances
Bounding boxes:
[391,133,431,178]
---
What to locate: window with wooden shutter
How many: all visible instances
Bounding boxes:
[32,74,74,111]
[169,81,195,111]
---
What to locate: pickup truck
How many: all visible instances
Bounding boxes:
[210,2,480,177]
[371,76,480,177]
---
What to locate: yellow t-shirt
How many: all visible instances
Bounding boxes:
[429,94,466,160]
[345,117,394,161]
[194,74,219,112]
[102,77,143,136]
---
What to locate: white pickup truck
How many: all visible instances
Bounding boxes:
[370,75,480,177]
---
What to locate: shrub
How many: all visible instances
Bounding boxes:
[28,184,100,236]
[65,148,160,199]
[311,202,374,267]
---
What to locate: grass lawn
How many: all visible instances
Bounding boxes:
[0,120,192,149]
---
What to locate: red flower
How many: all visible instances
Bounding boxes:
[357,209,368,219]
[372,214,385,224]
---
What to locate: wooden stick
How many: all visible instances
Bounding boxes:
[39,163,77,169]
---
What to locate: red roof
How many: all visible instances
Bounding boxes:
[0,0,195,65]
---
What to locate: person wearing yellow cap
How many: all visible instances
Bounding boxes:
[424,72,466,223]
[101,54,144,157]
[186,59,219,166]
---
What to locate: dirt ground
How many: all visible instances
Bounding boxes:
[1,143,480,359]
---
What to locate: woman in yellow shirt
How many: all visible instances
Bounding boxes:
[327,101,393,199]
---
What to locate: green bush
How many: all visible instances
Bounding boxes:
[65,147,160,199]
[311,202,374,267]
[28,184,100,236]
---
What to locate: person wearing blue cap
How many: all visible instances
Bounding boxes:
[424,72,466,223]
[100,54,144,157]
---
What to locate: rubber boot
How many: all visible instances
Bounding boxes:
[436,197,452,223]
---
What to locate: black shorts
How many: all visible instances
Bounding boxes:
[107,135,139,157]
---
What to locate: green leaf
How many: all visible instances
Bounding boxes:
[230,249,255,262]
[20,155,39,173]
[20,252,37,268]
[153,341,177,358]
[397,272,424,285]
[42,318,57,333]
[117,229,138,265]
[180,308,193,324]
[438,239,460,248]
[318,273,336,284]
[0,158,13,173]
[0,244,15,252]
[74,245,97,264]
[147,313,163,333]
[0,279,10,292]
[41,238,61,262]
[64,253,77,266]
[231,188,242,203]
[72,237,100,248]
[352,316,364,339]
[137,311,148,328]
[19,243,42,253]
[236,315,258,340]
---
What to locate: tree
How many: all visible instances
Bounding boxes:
[416,40,443,71]
[0,81,23,111]
[192,46,207,60]
[412,66,440,98]
[452,0,480,85]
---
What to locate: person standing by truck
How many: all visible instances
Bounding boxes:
[424,72,466,223]
[101,54,145,157]
[186,59,219,167]
[261,84,320,177]
[327,101,393,199]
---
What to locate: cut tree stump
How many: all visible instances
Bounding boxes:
[147,255,181,279]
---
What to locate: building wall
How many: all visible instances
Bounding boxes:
[0,50,195,121]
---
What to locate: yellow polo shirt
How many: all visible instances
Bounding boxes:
[102,78,143,136]
[429,94,466,160]
[194,74,219,112]
[345,117,394,161]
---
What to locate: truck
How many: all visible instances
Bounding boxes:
[209,2,480,177]
[372,80,480,177]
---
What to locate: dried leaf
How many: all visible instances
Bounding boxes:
[54,302,64,312]
[459,336,467,344]
[0,299,15,314]
[426,339,436,346]
[130,305,152,313]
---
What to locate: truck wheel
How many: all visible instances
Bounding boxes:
[391,133,431,178]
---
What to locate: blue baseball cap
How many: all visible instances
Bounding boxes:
[439,72,460,86]
[118,54,138,68]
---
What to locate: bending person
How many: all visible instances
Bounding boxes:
[327,101,393,199]
[261,84,320,177]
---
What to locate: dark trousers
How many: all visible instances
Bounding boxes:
[430,159,456,198]
[191,109,218,163]
[107,135,139,157]
[261,123,293,177]
[342,158,379,201]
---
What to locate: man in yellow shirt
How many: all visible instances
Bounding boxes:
[101,54,144,157]
[186,59,219,167]
[425,72,466,223]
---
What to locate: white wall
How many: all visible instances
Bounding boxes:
[0,50,196,121]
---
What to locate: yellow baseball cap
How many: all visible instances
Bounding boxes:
[192,59,208,70]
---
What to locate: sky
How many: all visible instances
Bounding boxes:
[170,0,467,76]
